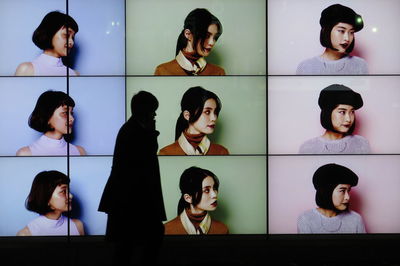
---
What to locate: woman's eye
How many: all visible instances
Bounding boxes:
[204,111,210,115]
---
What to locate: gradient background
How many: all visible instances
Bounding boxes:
[268,76,400,154]
[0,0,125,76]
[269,155,400,234]
[0,77,125,156]
[126,76,267,155]
[268,0,400,75]
[126,0,266,75]
[0,156,266,236]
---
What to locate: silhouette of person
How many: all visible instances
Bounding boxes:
[98,91,166,265]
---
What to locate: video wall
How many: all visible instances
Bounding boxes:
[2,0,399,238]
[0,0,266,236]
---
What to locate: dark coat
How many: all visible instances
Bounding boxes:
[98,117,166,237]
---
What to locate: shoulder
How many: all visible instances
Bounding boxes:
[296,57,320,74]
[15,62,34,76]
[347,56,369,74]
[299,137,321,153]
[203,63,226,75]
[154,59,183,75]
[16,226,32,236]
[159,141,185,155]
[210,219,229,234]
[164,216,186,235]
[16,146,32,156]
[298,209,316,220]
[72,219,85,235]
[348,135,371,153]
[208,143,229,155]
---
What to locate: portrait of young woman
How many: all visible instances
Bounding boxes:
[15,11,79,76]
[297,163,366,234]
[159,86,229,155]
[16,90,86,156]
[164,166,228,235]
[154,8,225,76]
[296,4,368,75]
[299,84,370,154]
[17,170,84,236]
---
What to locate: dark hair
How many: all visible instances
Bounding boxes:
[175,86,221,140]
[176,8,223,56]
[29,90,75,133]
[313,163,358,211]
[177,166,219,215]
[32,11,79,50]
[130,91,159,118]
[320,25,355,53]
[26,170,70,215]
[320,105,356,135]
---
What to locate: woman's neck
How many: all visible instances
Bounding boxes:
[321,48,347,60]
[44,50,61,58]
[189,205,205,215]
[44,211,62,220]
[322,130,344,140]
[317,207,337,218]
[45,131,63,140]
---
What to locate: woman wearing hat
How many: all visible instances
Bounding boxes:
[297,163,366,234]
[299,84,370,154]
[296,4,368,74]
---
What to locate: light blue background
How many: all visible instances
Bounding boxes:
[0,0,125,76]
[0,77,125,156]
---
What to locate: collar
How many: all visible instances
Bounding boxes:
[40,53,64,67]
[176,50,207,75]
[178,132,210,155]
[180,210,211,234]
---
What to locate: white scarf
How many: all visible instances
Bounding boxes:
[178,132,210,155]
[175,50,207,75]
[180,210,211,235]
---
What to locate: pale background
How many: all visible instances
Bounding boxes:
[269,155,400,234]
[126,0,266,75]
[0,0,125,75]
[268,76,400,154]
[268,0,400,75]
[127,76,267,155]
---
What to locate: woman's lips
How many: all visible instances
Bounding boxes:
[211,201,218,207]
[208,125,215,128]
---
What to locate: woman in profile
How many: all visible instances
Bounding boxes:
[154,8,225,75]
[296,4,368,75]
[159,86,229,155]
[15,11,79,76]
[16,90,86,156]
[299,84,370,154]
[17,170,84,236]
[297,163,366,234]
[164,166,228,235]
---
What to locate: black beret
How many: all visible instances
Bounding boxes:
[318,84,363,110]
[320,4,364,32]
[313,163,359,190]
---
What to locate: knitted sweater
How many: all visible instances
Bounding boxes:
[299,135,370,154]
[297,208,366,234]
[296,55,368,75]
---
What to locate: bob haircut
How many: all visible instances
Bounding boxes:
[320,25,355,54]
[130,90,159,118]
[32,11,79,50]
[175,86,222,140]
[177,166,219,215]
[320,106,356,135]
[176,8,223,56]
[26,170,70,215]
[29,90,75,133]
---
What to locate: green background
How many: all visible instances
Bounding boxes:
[159,156,267,234]
[126,0,266,75]
[126,76,266,155]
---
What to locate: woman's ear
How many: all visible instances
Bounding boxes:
[183,193,192,204]
[184,29,192,41]
[183,110,190,121]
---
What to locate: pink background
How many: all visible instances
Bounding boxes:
[268,76,400,154]
[268,155,400,234]
[268,0,400,75]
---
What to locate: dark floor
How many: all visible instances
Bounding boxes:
[1,234,400,265]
